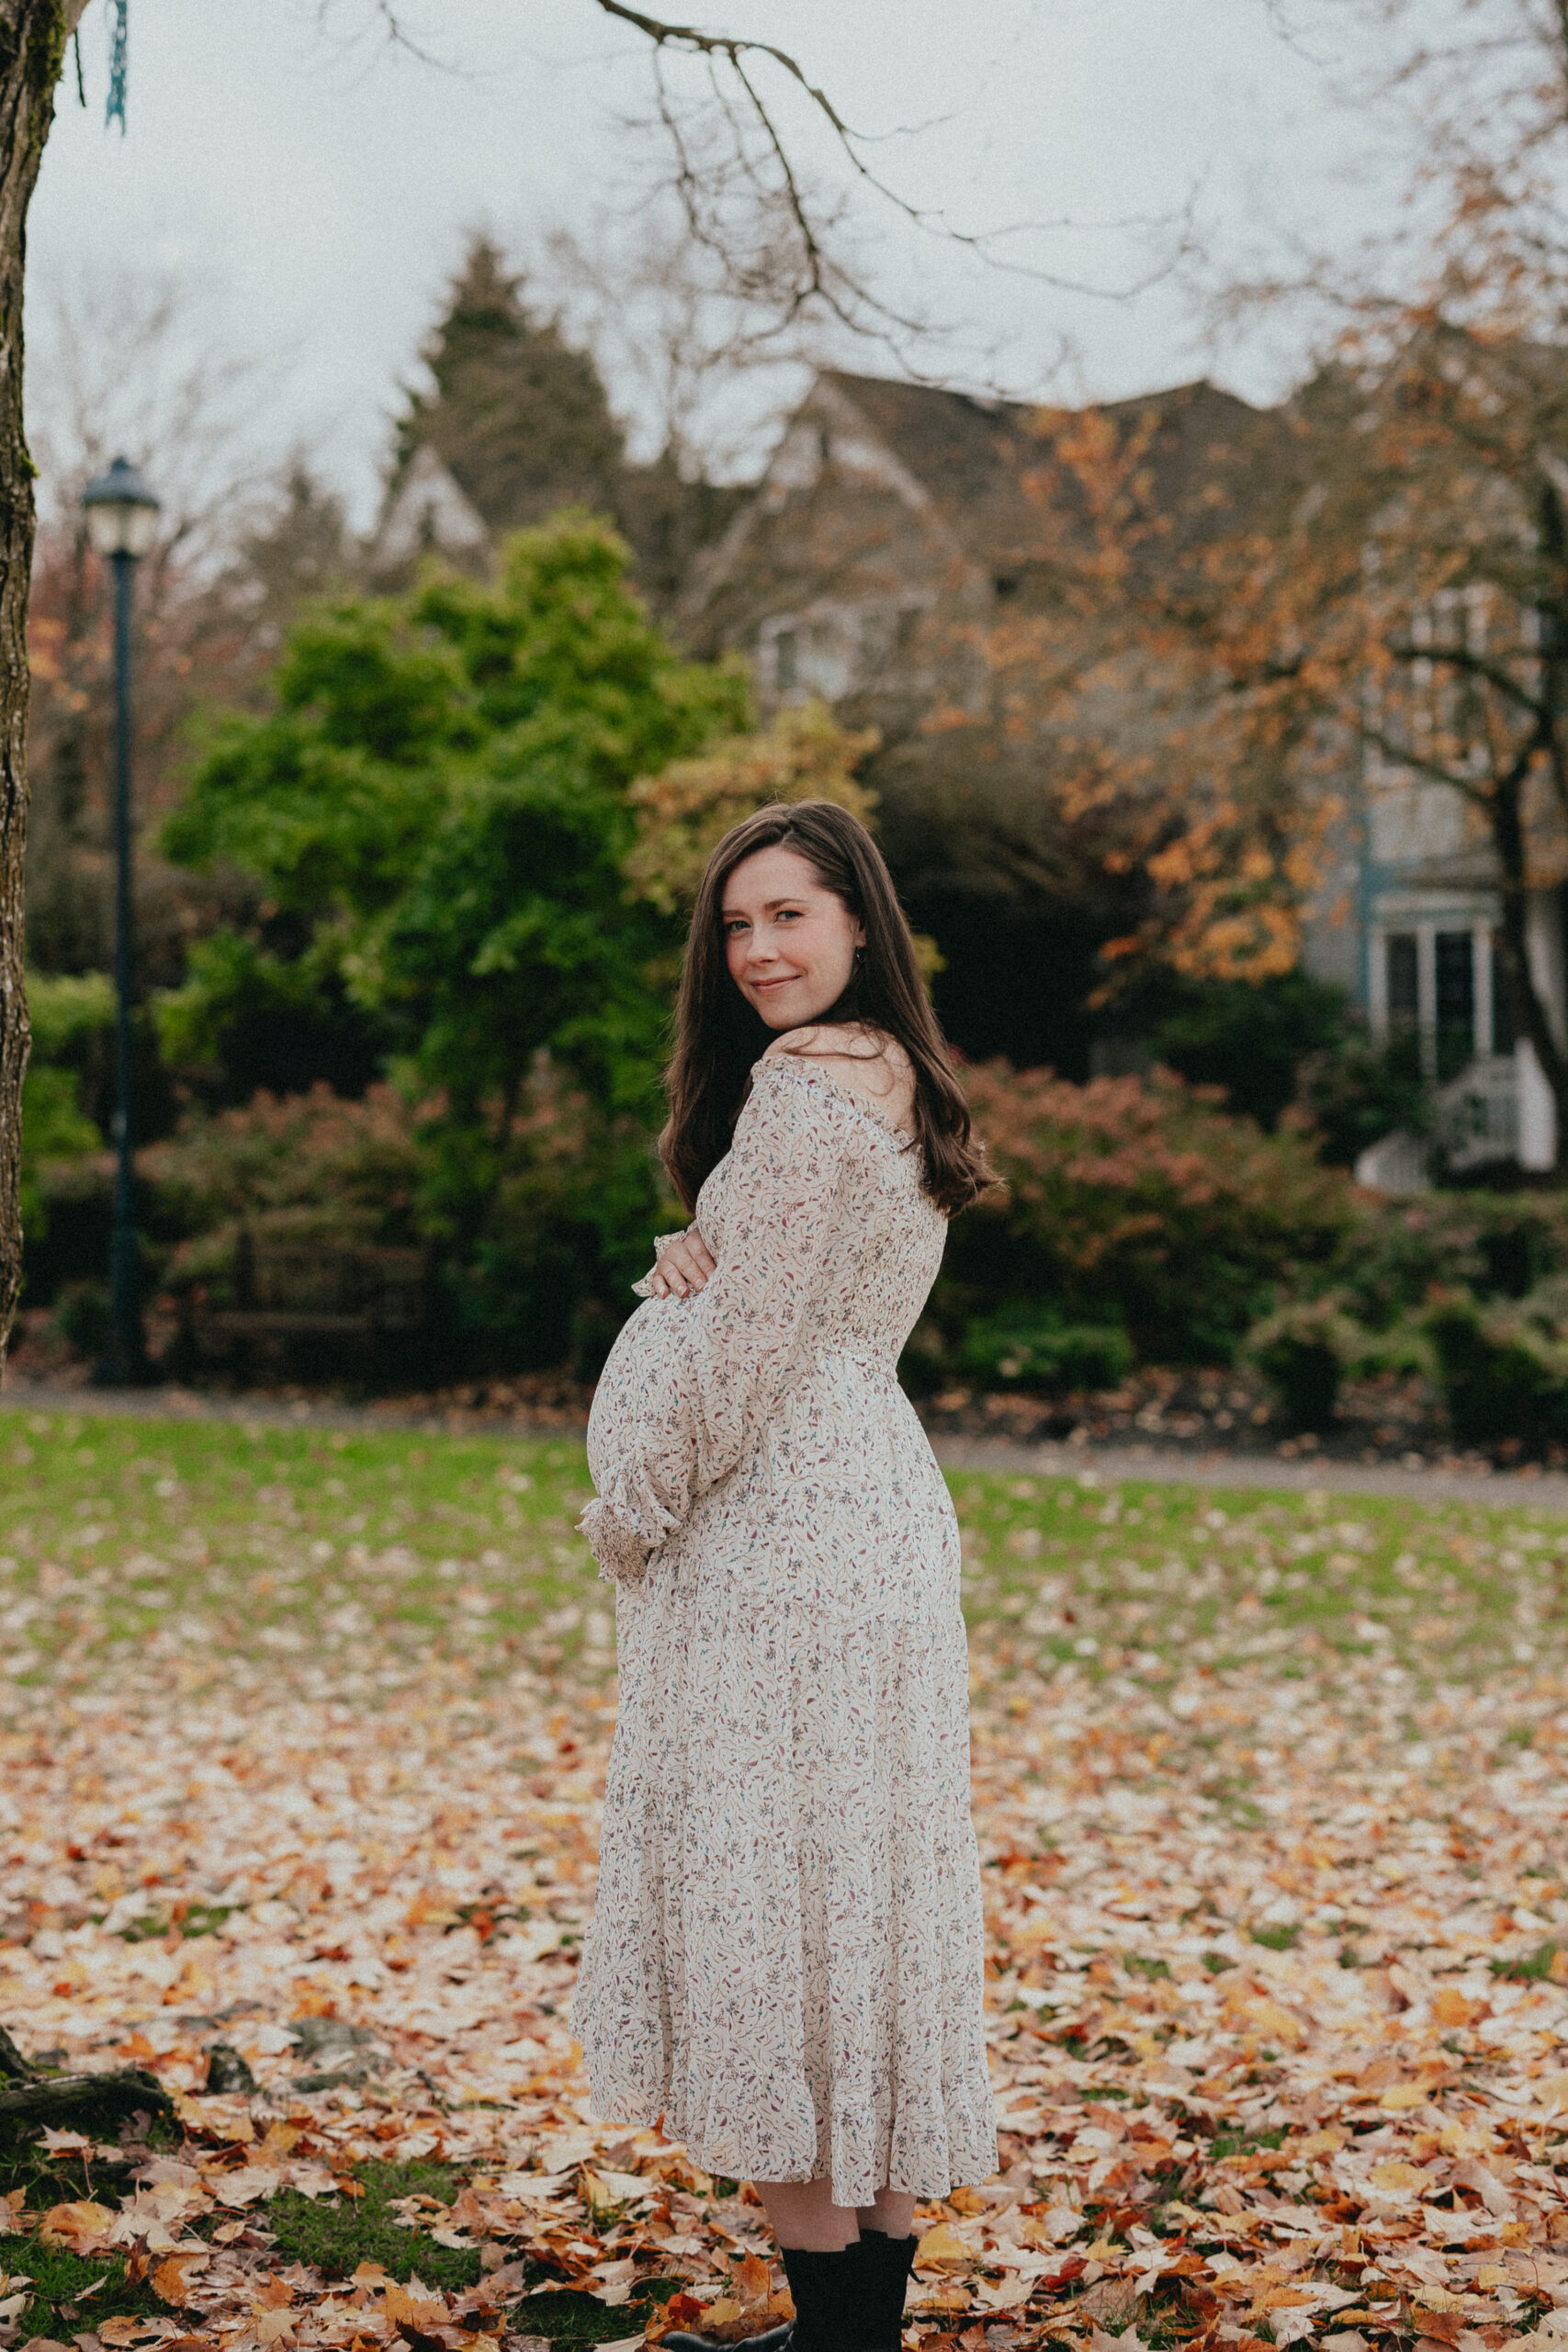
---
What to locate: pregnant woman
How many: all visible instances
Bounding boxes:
[574,799,998,2352]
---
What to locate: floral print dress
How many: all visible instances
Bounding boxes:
[574,1051,997,2208]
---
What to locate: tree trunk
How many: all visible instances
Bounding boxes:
[0,3,86,1363]
[1489,757,1568,1172]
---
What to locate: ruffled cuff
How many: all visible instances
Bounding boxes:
[578,1498,653,1584]
[630,1231,691,1300]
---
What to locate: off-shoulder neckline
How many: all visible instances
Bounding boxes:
[752,1048,918,1149]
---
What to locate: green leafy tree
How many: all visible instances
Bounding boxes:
[164,513,747,1108]
[161,513,747,1359]
[18,970,109,1245]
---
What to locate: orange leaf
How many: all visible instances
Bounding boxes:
[152,2255,198,2307]
[384,2280,448,2329]
[39,2199,117,2255]
[735,2253,773,2305]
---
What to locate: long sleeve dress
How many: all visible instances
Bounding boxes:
[573,1051,997,2210]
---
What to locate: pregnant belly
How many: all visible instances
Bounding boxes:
[587,1296,690,1489]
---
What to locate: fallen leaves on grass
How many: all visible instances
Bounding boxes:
[4,1454,1568,2352]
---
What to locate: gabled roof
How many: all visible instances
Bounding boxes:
[808,369,1283,570]
[369,445,491,573]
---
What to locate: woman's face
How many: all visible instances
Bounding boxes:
[721,844,865,1030]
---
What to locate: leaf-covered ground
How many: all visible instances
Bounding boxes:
[4,1409,1568,2352]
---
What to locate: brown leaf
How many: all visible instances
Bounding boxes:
[38,2201,117,2256]
[735,2252,773,2305]
[150,2256,198,2308]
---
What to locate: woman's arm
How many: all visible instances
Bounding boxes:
[579,1057,858,1578]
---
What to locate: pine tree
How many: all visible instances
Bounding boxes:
[397,237,625,533]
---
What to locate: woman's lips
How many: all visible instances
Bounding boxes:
[752,974,799,990]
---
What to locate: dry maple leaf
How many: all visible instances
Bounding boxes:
[38,2199,117,2256]
[734,2252,773,2305]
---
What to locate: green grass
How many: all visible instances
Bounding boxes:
[3,1412,1568,1708]
[265,2160,682,2340]
[0,1412,607,1700]
[4,2242,175,2345]
[0,2132,181,2346]
[265,2159,487,2290]
[516,2282,686,2344]
[946,1466,1568,1685]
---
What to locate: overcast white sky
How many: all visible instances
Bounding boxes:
[28,0,1404,526]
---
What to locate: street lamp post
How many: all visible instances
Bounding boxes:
[82,456,161,1385]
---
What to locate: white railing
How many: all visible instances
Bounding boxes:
[1436,1054,1519,1170]
[1353,1053,1520,1192]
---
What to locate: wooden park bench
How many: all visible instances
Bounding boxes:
[174,1224,431,1371]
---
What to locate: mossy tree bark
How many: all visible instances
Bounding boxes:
[0,2,92,1362]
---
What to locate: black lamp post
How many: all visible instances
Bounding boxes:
[82,455,161,1385]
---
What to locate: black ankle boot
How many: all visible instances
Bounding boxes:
[850,2231,918,2352]
[779,2245,860,2352]
[664,2324,792,2352]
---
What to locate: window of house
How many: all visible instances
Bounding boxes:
[1377,919,1504,1077]
[1387,933,1419,1025]
[1408,585,1491,774]
[773,627,798,694]
[1435,930,1475,1080]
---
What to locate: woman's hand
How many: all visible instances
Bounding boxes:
[646,1227,716,1299]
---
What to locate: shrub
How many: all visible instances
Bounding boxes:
[419,1063,665,1375]
[1149,970,1350,1130]
[1295,1025,1431,1168]
[139,1068,669,1379]
[140,1081,425,1244]
[948,1062,1356,1364]
[1426,1295,1568,1451]
[19,971,110,1247]
[958,1304,1134,1395]
[1334,1192,1568,1330]
[53,1279,111,1362]
[1246,1296,1369,1430]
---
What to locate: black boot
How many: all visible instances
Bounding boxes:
[778,2245,861,2352]
[850,2231,918,2352]
[664,2324,792,2352]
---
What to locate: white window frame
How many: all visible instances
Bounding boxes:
[1369,914,1497,1077]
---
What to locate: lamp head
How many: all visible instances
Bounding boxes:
[82,455,161,560]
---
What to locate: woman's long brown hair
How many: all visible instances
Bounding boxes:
[660,799,991,1217]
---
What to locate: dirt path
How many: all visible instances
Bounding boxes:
[8,1374,1568,1510]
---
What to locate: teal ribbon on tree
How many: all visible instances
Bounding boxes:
[106,0,128,132]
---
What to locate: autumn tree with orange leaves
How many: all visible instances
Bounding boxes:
[901,0,1568,1173]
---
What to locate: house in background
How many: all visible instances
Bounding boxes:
[1347,774,1562,1186]
[678,368,1288,1078]
[368,445,492,577]
[682,367,1568,1178]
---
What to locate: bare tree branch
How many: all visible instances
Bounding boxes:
[1382,636,1547,715]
